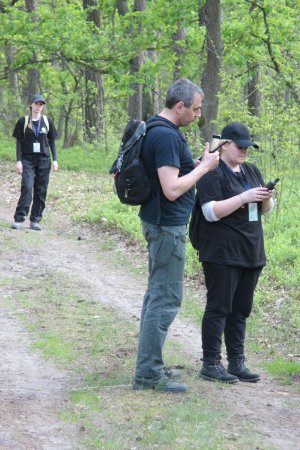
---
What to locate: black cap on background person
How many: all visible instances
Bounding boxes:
[30,94,46,104]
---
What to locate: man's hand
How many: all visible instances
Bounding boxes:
[52,161,58,171]
[16,161,23,175]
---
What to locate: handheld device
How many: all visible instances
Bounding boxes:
[209,140,228,153]
[265,178,280,190]
[198,136,228,160]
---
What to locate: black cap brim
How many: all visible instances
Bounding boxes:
[234,139,259,149]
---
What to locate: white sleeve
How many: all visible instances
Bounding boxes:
[263,198,275,214]
[201,201,220,222]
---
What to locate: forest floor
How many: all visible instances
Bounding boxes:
[0,161,299,450]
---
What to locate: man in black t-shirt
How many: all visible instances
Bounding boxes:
[133,78,219,393]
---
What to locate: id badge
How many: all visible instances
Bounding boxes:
[33,142,41,153]
[248,203,258,222]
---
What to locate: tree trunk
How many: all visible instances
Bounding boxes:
[25,0,41,100]
[246,64,261,142]
[84,69,105,142]
[116,0,150,119]
[146,49,160,116]
[4,42,21,119]
[83,0,105,142]
[128,0,147,120]
[173,21,187,80]
[199,0,222,143]
[247,65,261,117]
[116,0,129,16]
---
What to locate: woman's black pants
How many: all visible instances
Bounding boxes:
[14,154,51,224]
[201,262,262,361]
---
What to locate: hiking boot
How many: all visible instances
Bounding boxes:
[30,221,42,231]
[227,357,260,382]
[161,367,181,379]
[11,221,23,229]
[199,360,239,384]
[133,375,187,393]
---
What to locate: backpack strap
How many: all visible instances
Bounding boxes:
[23,115,49,135]
[42,115,49,132]
[23,115,29,135]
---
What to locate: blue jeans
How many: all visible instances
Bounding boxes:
[14,154,51,223]
[135,221,186,382]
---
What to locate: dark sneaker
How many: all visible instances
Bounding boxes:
[227,358,260,382]
[133,375,187,393]
[11,221,23,229]
[161,367,181,379]
[30,222,42,231]
[199,361,239,384]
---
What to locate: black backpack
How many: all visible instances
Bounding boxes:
[189,165,225,250]
[188,190,202,250]
[110,119,176,206]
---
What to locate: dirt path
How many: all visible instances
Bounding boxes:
[0,165,300,450]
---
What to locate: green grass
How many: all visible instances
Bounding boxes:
[33,333,76,361]
[264,358,300,385]
[0,134,119,173]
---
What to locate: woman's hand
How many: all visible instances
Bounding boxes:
[213,187,274,219]
[240,187,273,204]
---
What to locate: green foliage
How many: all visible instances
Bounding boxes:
[58,142,116,173]
[74,195,144,242]
[0,132,119,174]
[265,358,300,383]
[33,333,76,361]
[1,0,299,157]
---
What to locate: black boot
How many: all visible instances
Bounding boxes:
[227,356,260,382]
[199,359,239,384]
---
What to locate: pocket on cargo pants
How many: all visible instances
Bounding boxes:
[155,233,185,268]
[142,222,186,267]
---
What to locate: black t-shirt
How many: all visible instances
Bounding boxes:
[196,159,266,267]
[139,115,195,226]
[12,116,57,157]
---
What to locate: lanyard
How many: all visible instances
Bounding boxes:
[224,162,251,190]
[31,117,42,141]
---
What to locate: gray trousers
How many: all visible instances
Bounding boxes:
[135,221,186,382]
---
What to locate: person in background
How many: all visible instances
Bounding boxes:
[11,94,58,231]
[133,78,219,393]
[196,122,274,384]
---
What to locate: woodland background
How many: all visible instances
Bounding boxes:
[0,2,299,446]
[0,0,299,338]
[0,0,299,155]
[1,0,299,337]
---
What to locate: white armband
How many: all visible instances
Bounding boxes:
[201,201,220,222]
[263,198,275,214]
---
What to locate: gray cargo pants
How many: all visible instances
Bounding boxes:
[135,221,186,382]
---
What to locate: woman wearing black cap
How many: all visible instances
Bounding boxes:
[195,122,274,383]
[11,94,58,230]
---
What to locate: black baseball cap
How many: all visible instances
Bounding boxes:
[220,122,259,149]
[30,94,46,104]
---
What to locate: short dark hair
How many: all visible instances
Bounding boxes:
[165,78,204,109]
